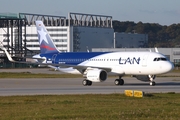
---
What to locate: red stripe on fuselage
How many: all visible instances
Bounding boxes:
[40,45,55,50]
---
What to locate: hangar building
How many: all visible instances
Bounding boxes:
[114,32,148,48]
[0,13,113,67]
[0,13,113,55]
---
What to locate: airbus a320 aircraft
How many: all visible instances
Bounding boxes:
[1,21,174,86]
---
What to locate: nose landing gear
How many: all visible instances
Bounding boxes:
[149,75,156,86]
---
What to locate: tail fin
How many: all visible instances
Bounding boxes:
[35,21,59,54]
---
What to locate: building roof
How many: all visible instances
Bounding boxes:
[0,13,21,19]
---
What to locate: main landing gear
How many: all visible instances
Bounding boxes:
[82,79,92,86]
[114,76,124,85]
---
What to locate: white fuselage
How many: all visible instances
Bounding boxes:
[47,51,174,76]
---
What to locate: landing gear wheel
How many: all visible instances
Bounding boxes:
[119,79,124,85]
[148,75,156,86]
[82,80,88,86]
[114,79,120,85]
[150,81,156,86]
[114,79,124,86]
[87,81,92,86]
[82,80,92,86]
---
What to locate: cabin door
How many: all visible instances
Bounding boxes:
[52,54,57,64]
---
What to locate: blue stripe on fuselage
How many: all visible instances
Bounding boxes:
[40,52,110,65]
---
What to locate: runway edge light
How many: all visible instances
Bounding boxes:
[124,90,133,97]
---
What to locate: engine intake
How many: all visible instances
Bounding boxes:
[86,69,107,82]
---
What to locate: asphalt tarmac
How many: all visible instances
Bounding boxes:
[0,68,180,96]
[0,77,180,96]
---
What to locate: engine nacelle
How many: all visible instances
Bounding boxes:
[133,75,156,82]
[86,69,107,82]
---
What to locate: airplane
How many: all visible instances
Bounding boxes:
[0,20,174,86]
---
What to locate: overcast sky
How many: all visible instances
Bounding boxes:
[0,0,179,25]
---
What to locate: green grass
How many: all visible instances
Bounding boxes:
[0,93,180,120]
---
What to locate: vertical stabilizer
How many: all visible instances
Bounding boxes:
[35,21,59,54]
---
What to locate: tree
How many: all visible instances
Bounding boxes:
[112,20,180,47]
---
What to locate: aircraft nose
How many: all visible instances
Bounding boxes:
[164,62,174,73]
[170,62,174,71]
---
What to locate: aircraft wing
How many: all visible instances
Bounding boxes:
[73,65,112,73]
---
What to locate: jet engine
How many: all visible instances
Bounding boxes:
[86,69,107,82]
[133,75,156,82]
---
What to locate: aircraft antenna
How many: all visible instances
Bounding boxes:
[86,46,89,52]
[155,47,159,53]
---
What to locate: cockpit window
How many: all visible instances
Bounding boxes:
[153,58,157,61]
[161,58,167,61]
[153,57,167,61]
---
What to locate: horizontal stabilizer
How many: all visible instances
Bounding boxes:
[0,47,37,64]
[0,47,15,62]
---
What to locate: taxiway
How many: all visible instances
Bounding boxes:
[0,77,180,96]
